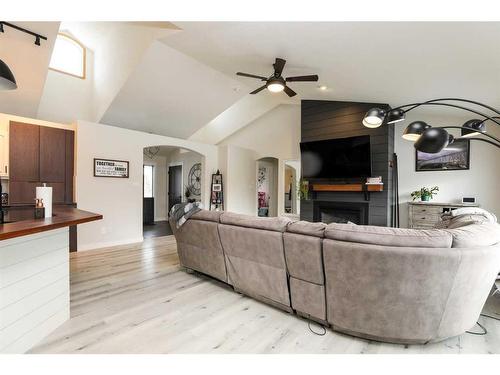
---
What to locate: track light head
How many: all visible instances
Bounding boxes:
[387,108,406,124]
[414,127,450,154]
[461,119,486,137]
[362,108,386,128]
[34,35,41,46]
[402,121,430,141]
[0,23,4,33]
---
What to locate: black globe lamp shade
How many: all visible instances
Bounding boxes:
[402,121,430,141]
[0,59,17,90]
[387,108,406,124]
[362,108,386,128]
[461,119,486,137]
[414,127,450,154]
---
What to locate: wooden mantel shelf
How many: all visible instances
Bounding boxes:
[311,184,384,192]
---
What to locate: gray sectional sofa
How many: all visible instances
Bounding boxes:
[170,210,500,344]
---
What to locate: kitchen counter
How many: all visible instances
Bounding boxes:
[0,206,102,241]
[0,207,102,353]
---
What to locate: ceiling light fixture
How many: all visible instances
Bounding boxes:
[0,59,17,90]
[319,85,328,91]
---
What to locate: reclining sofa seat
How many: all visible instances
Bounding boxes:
[218,212,294,312]
[170,210,227,282]
[283,221,328,324]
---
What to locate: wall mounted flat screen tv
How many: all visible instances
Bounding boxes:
[300,135,372,179]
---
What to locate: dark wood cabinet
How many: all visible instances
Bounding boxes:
[40,126,66,183]
[9,122,40,182]
[9,122,75,205]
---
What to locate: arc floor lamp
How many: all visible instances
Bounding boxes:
[362,98,500,153]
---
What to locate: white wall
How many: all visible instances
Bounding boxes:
[219,145,258,216]
[395,113,500,227]
[218,104,301,216]
[75,120,218,251]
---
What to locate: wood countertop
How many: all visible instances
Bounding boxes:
[0,207,102,241]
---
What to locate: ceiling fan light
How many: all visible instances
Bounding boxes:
[362,108,385,128]
[267,82,285,92]
[0,59,17,90]
[461,119,486,137]
[414,127,450,154]
[402,121,430,142]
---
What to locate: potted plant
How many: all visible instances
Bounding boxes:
[298,179,310,201]
[411,186,439,202]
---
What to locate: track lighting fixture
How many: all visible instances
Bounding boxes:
[0,21,47,47]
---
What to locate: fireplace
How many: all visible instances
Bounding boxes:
[313,201,369,225]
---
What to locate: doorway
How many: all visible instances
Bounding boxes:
[256,157,279,217]
[168,164,182,212]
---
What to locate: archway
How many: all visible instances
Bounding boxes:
[142,145,205,238]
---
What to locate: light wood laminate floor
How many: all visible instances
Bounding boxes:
[30,236,500,354]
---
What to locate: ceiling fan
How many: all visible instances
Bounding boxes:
[236,58,319,97]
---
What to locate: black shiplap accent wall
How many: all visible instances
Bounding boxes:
[301,100,394,226]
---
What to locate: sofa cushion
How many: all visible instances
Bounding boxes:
[190,209,222,222]
[220,212,292,232]
[284,232,324,284]
[287,220,327,238]
[446,223,500,248]
[325,223,453,248]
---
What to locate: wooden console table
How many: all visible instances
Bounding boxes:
[408,201,479,229]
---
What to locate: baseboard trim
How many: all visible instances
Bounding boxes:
[77,237,144,252]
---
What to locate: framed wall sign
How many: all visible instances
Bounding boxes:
[415,139,470,172]
[94,158,130,178]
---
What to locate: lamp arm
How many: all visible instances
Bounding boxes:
[468,138,500,149]
[392,98,500,116]
[440,126,500,144]
[391,102,500,127]
[478,116,500,126]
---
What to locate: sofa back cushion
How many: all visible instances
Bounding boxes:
[190,209,222,222]
[325,223,453,248]
[446,223,500,248]
[287,221,327,238]
[218,224,290,308]
[220,212,292,232]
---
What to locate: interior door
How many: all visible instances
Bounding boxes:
[168,165,182,212]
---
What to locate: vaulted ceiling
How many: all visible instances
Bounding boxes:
[2,22,500,141]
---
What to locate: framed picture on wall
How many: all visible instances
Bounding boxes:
[415,139,470,172]
[94,158,130,178]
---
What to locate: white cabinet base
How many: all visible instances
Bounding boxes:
[0,228,70,353]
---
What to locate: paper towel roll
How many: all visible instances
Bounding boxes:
[36,185,52,218]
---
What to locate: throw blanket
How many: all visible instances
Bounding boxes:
[435,207,498,229]
[169,202,203,229]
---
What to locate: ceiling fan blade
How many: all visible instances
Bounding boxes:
[273,58,286,76]
[249,85,267,94]
[286,75,319,82]
[283,85,297,97]
[236,72,268,80]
